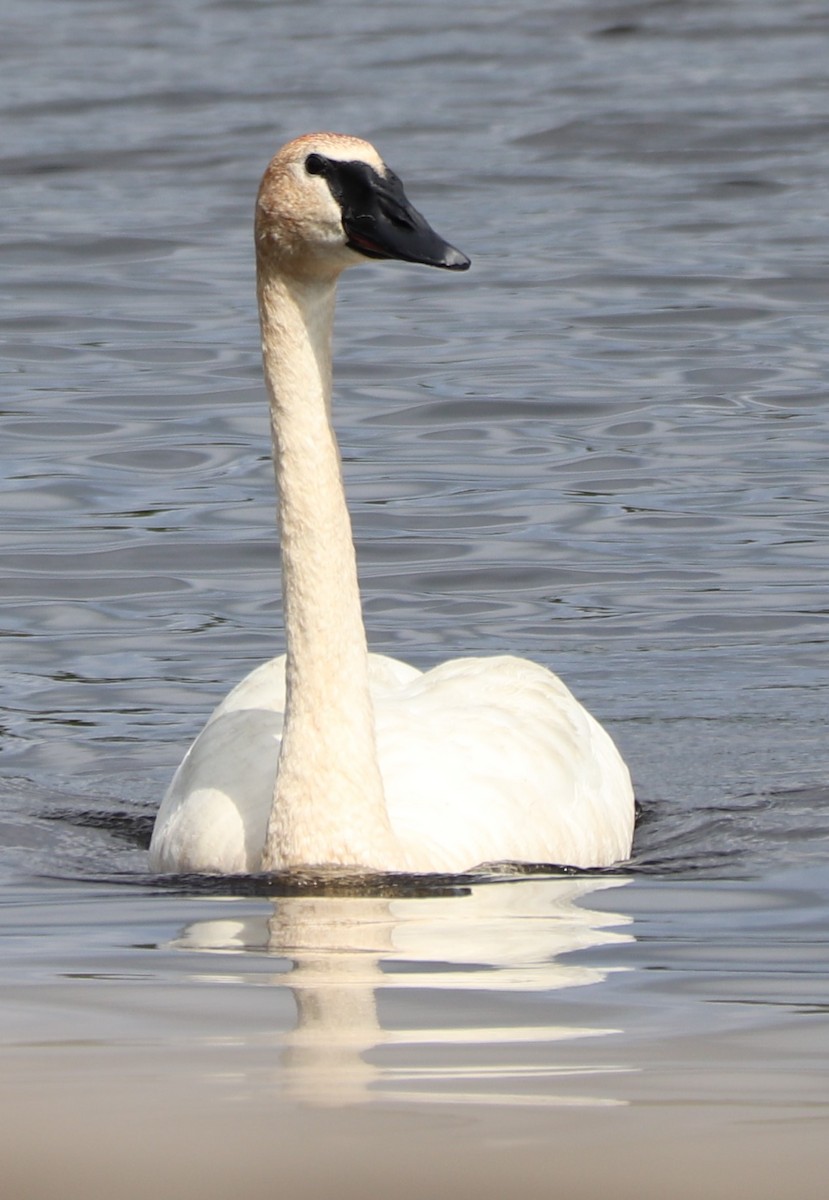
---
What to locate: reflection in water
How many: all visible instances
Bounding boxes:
[171,877,633,1107]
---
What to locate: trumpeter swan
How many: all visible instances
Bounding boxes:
[149,132,634,875]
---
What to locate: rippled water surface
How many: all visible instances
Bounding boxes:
[2,2,829,1197]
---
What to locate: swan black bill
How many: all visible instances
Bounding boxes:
[305,152,470,271]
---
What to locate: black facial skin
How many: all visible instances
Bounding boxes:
[305,152,470,271]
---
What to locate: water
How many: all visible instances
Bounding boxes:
[2,0,829,1195]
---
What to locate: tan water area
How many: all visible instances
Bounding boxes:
[3,1081,821,1200]
[3,869,828,1199]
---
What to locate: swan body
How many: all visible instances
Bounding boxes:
[149,133,634,875]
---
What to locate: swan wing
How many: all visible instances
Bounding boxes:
[148,653,420,872]
[375,656,633,872]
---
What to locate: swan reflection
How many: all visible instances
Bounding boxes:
[172,875,632,1107]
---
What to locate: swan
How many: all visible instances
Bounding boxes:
[149,132,635,875]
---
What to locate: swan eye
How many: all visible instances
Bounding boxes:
[305,153,327,176]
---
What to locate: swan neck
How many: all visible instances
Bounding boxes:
[256,265,397,870]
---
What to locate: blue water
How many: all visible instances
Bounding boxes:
[2,2,829,1197]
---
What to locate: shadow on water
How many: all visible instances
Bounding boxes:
[36,780,829,894]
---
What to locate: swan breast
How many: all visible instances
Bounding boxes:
[150,654,632,875]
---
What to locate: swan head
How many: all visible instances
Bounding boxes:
[255,133,470,281]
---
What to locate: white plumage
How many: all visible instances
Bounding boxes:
[149,133,634,875]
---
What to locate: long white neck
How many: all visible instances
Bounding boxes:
[256,265,399,870]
